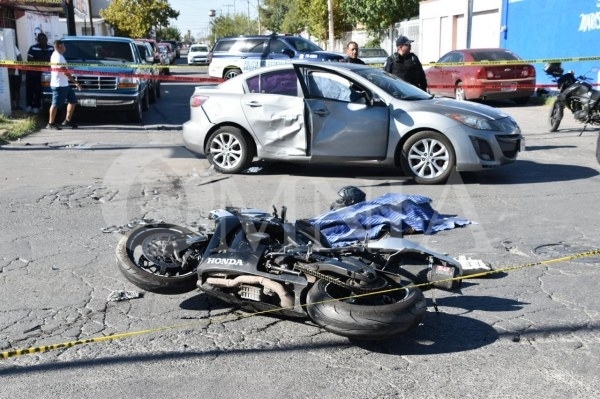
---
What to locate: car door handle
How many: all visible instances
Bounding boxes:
[245,101,262,107]
[314,108,329,116]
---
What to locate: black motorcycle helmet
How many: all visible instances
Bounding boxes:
[330,186,367,210]
[544,62,563,77]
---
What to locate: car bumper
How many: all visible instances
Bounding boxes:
[188,57,208,65]
[445,124,523,171]
[42,91,141,110]
[183,119,211,155]
[466,78,536,100]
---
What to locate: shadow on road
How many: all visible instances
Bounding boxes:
[227,159,599,185]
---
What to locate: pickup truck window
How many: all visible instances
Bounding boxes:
[64,40,135,63]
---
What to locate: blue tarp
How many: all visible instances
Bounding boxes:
[308,193,472,247]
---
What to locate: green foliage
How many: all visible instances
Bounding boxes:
[212,14,259,41]
[260,0,290,33]
[157,26,182,41]
[364,37,381,48]
[260,0,349,39]
[0,113,42,143]
[100,0,180,38]
[342,0,420,32]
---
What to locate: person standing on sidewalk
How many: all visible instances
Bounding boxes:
[47,39,81,130]
[8,45,22,110]
[26,32,53,113]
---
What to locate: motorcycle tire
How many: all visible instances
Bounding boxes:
[115,223,200,294]
[549,100,564,132]
[305,278,426,340]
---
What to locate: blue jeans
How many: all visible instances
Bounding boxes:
[51,86,77,106]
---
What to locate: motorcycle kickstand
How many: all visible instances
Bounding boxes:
[579,124,588,136]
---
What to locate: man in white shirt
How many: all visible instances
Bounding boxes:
[47,39,81,130]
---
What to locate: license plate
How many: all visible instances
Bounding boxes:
[520,137,526,151]
[79,99,97,107]
[501,83,517,92]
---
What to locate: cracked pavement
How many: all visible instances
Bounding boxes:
[1,93,600,398]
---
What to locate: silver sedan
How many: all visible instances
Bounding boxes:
[183,61,523,184]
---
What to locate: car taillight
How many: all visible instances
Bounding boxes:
[521,66,536,78]
[476,67,493,79]
[190,94,209,107]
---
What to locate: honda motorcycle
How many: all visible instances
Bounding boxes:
[545,62,600,132]
[115,206,463,340]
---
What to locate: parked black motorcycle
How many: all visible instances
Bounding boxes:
[115,206,463,340]
[545,62,600,132]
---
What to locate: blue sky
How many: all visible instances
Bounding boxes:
[168,0,260,40]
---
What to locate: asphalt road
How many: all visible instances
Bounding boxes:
[1,62,599,398]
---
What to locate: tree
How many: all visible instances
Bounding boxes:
[301,0,351,42]
[259,0,290,33]
[157,26,182,41]
[212,14,258,41]
[100,0,180,38]
[341,0,420,32]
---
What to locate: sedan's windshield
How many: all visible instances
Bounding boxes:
[355,68,432,100]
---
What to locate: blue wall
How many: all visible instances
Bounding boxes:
[501,0,600,87]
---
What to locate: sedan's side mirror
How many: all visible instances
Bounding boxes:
[369,93,386,107]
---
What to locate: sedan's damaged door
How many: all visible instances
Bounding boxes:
[241,69,307,156]
[298,66,389,161]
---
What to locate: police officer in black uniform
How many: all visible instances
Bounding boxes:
[383,35,428,91]
[26,32,54,113]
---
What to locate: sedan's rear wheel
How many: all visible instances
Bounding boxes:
[455,82,466,101]
[401,131,455,185]
[206,127,254,174]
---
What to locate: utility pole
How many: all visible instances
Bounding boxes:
[64,0,76,36]
[327,0,334,50]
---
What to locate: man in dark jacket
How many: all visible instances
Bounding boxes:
[383,35,428,91]
[343,41,365,64]
[26,32,54,113]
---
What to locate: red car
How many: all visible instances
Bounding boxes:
[425,48,536,104]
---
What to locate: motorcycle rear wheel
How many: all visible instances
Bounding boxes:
[115,223,200,294]
[306,278,426,340]
[549,100,564,132]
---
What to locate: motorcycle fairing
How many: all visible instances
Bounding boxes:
[367,235,463,272]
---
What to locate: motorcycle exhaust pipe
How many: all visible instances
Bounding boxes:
[206,276,294,309]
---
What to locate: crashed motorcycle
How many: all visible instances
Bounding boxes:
[545,62,600,132]
[115,206,463,340]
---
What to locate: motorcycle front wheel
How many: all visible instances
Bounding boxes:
[115,223,201,294]
[305,278,426,340]
[549,99,564,132]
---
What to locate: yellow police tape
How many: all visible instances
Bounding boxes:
[3,54,600,70]
[1,248,599,360]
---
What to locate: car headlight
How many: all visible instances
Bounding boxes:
[446,113,496,130]
[117,76,140,89]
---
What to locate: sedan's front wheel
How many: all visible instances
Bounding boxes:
[401,131,455,185]
[206,127,254,174]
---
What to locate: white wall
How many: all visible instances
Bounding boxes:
[419,0,501,62]
[15,12,62,58]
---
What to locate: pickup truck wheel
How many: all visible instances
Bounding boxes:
[128,100,143,123]
[142,90,150,111]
